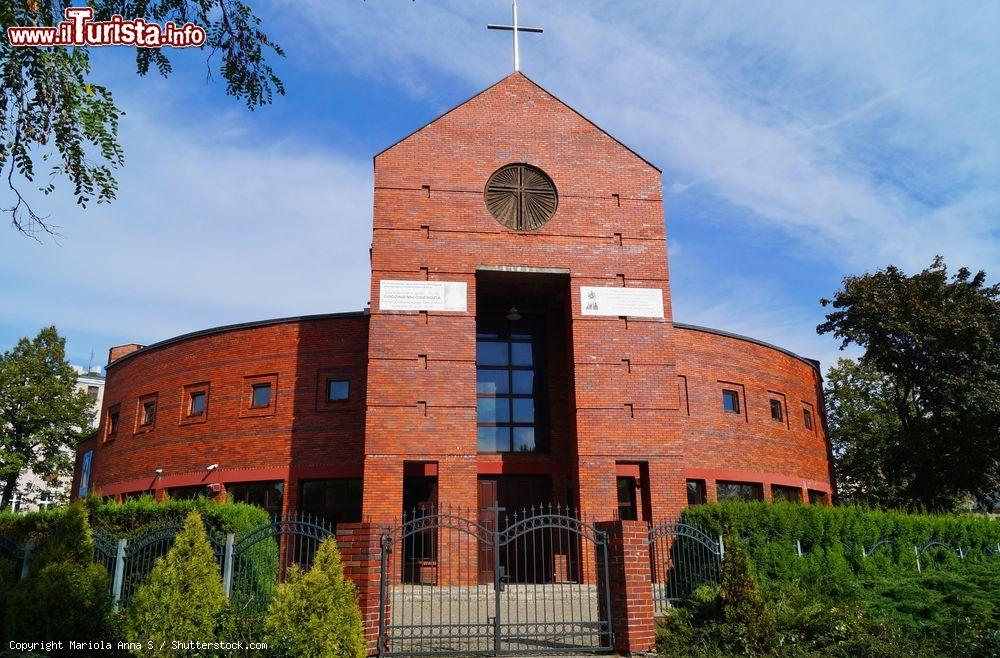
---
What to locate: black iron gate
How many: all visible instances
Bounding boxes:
[646,521,723,614]
[378,504,612,656]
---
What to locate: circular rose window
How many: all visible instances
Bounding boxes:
[484,163,558,231]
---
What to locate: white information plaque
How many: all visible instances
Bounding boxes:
[580,286,664,318]
[379,280,467,312]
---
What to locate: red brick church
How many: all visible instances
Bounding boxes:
[73,72,834,530]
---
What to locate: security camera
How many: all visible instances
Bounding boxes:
[206,463,219,471]
[154,468,163,476]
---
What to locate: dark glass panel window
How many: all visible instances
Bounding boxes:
[251,383,271,408]
[510,342,533,366]
[722,389,740,414]
[771,485,802,503]
[512,427,535,452]
[476,342,508,366]
[803,408,813,429]
[511,371,533,394]
[477,398,510,423]
[477,369,509,394]
[300,478,363,529]
[108,411,119,435]
[141,401,156,426]
[770,399,783,421]
[326,379,349,402]
[686,479,707,505]
[716,481,764,502]
[512,398,534,423]
[189,391,206,416]
[476,314,545,453]
[87,385,100,402]
[402,477,438,567]
[228,481,283,517]
[616,477,638,521]
[808,489,828,505]
[477,426,510,453]
[168,485,207,501]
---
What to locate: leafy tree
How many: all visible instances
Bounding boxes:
[818,256,1000,510]
[825,358,908,507]
[1,0,284,237]
[0,325,92,510]
[124,510,227,656]
[4,503,113,645]
[264,538,366,658]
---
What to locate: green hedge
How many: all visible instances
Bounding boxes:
[681,502,1000,587]
[662,503,1000,657]
[0,495,270,542]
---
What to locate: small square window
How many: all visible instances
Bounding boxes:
[803,408,813,430]
[251,383,272,409]
[722,389,740,414]
[189,391,206,416]
[87,385,100,402]
[141,401,156,426]
[808,489,828,505]
[326,379,349,402]
[770,399,783,421]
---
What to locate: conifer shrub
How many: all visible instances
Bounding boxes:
[717,535,777,654]
[3,504,113,645]
[263,538,366,658]
[124,511,227,656]
[658,504,999,657]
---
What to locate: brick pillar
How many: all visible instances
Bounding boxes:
[596,519,655,655]
[337,522,388,656]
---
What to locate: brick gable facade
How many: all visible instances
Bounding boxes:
[73,73,833,538]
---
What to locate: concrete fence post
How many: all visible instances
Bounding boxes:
[222,533,235,597]
[596,519,655,655]
[336,522,387,656]
[112,538,127,608]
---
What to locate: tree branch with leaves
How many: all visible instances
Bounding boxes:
[0,0,283,238]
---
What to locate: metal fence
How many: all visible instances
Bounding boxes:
[646,522,724,614]
[0,512,335,610]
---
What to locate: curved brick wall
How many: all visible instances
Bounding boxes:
[674,324,834,499]
[74,316,833,509]
[73,313,369,508]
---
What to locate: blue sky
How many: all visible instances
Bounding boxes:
[2,0,998,374]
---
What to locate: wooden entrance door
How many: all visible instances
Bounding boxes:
[477,479,498,583]
[477,476,553,583]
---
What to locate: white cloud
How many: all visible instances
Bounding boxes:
[0,87,373,347]
[280,0,1000,275]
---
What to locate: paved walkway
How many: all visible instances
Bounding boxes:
[383,583,611,655]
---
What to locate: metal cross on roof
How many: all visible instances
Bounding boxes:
[487,0,543,72]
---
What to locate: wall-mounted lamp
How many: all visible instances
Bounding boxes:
[505,306,522,321]
[206,463,219,472]
[154,468,163,476]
